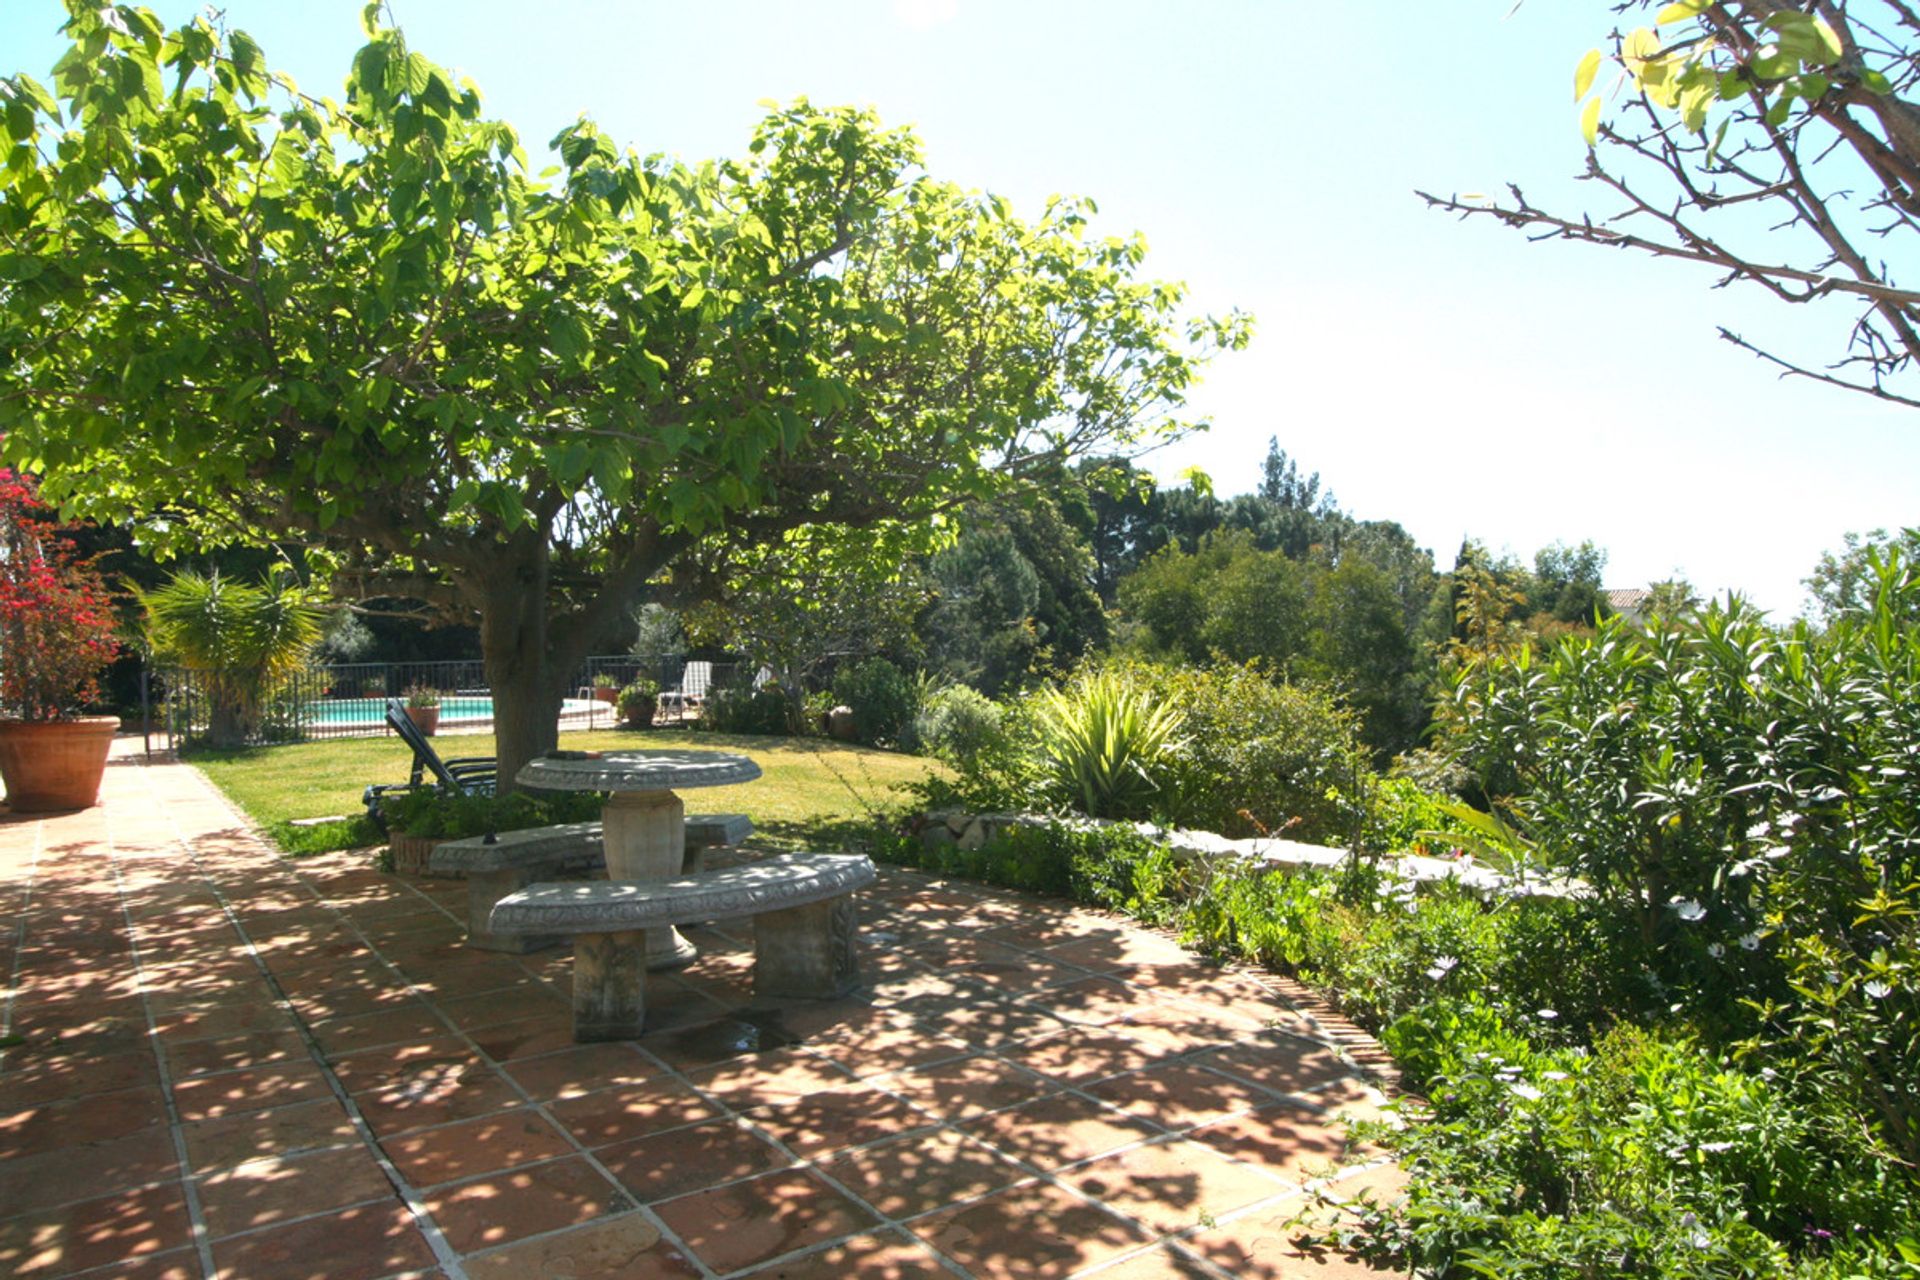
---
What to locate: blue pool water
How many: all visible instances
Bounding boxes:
[304,696,601,725]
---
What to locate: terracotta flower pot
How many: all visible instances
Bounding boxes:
[0,716,120,812]
[622,699,657,728]
[593,687,619,705]
[405,705,440,736]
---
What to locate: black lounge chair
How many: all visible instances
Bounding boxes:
[363,698,497,829]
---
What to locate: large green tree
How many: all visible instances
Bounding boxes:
[0,4,1245,783]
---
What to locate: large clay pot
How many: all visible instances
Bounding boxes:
[622,698,657,728]
[404,705,440,736]
[0,716,120,812]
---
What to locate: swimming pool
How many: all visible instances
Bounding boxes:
[304,696,604,726]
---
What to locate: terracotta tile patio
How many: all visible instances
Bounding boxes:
[0,740,1407,1278]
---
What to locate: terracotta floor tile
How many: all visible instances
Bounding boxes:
[0,1125,180,1215]
[653,1167,879,1274]
[1021,976,1145,1028]
[823,1128,1028,1220]
[163,1028,308,1079]
[1186,1105,1362,1187]
[962,1092,1165,1172]
[171,1058,334,1122]
[0,1050,157,1108]
[435,984,568,1033]
[547,1077,720,1148]
[1073,1242,1226,1278]
[182,1096,359,1172]
[1071,1137,1292,1236]
[1194,1037,1356,1099]
[422,1155,629,1254]
[997,1026,1169,1086]
[381,1107,574,1187]
[685,1050,856,1110]
[466,1013,577,1063]
[598,1117,793,1203]
[501,1042,662,1101]
[639,1016,802,1072]
[734,1229,953,1279]
[0,1182,192,1277]
[1088,1062,1275,1131]
[326,1036,475,1092]
[877,1055,1058,1121]
[196,1145,399,1240]
[0,1085,168,1159]
[309,1004,449,1058]
[1189,1194,1401,1280]
[209,1199,435,1280]
[914,1179,1147,1280]
[746,1084,935,1157]
[461,1211,700,1279]
[152,998,296,1044]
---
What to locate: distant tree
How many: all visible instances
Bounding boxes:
[1259,437,1329,512]
[924,526,1042,696]
[1643,576,1702,620]
[1804,529,1920,624]
[1532,539,1611,624]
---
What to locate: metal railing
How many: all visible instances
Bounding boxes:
[151,655,751,749]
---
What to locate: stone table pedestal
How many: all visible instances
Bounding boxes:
[516,749,762,971]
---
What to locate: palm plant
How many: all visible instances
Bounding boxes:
[1033,669,1186,820]
[137,569,321,746]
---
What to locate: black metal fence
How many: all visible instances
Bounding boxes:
[152,655,751,749]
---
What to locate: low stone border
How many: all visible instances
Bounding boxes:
[915,809,1582,901]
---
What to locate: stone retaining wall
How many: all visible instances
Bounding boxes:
[913,809,1579,900]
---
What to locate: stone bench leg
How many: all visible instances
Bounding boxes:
[466,868,562,954]
[574,930,648,1042]
[753,895,859,1000]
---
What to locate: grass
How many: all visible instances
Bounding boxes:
[189,725,944,856]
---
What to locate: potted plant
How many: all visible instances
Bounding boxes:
[617,678,659,728]
[403,684,442,736]
[0,468,124,811]
[591,672,620,705]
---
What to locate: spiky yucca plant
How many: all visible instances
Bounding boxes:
[1033,669,1186,820]
[137,569,321,746]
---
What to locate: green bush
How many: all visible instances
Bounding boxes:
[832,657,914,746]
[379,788,602,840]
[1453,560,1920,1169]
[877,816,1192,920]
[1149,660,1370,844]
[908,683,1005,766]
[703,684,793,735]
[1347,1017,1919,1277]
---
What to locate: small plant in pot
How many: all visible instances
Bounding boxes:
[403,684,441,736]
[591,672,620,705]
[617,678,659,728]
[0,467,124,811]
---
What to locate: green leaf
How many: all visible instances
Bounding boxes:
[1574,48,1602,102]
[1654,0,1707,22]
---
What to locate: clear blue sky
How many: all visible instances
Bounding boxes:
[6,0,1914,615]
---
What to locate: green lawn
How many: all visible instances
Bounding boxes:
[190,726,942,855]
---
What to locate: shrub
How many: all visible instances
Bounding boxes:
[616,678,659,715]
[1031,667,1185,820]
[703,684,793,736]
[378,788,602,840]
[832,657,914,746]
[909,683,1005,767]
[404,683,440,709]
[1150,660,1370,844]
[1452,563,1920,1169]
[0,467,121,720]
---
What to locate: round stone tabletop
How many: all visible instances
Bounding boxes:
[515,749,762,794]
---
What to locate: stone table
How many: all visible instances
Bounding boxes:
[516,749,761,969]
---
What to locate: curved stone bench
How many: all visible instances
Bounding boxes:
[431,815,753,953]
[490,852,876,1042]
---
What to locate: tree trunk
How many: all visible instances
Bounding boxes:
[476,540,564,794]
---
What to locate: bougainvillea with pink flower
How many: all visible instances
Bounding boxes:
[0,467,121,721]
